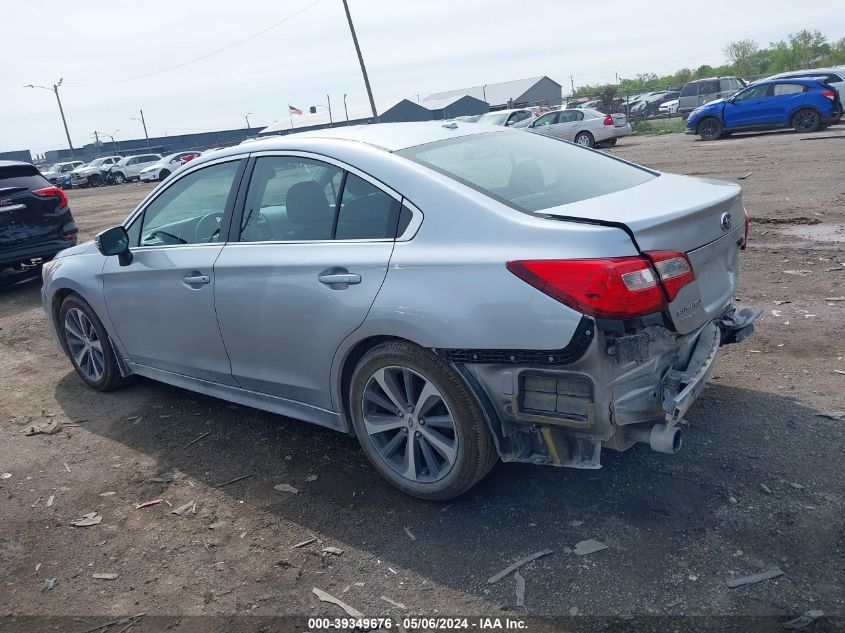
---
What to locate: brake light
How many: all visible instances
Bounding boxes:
[33,186,69,209]
[603,115,614,125]
[821,90,836,100]
[506,258,667,319]
[644,251,696,301]
[741,207,750,250]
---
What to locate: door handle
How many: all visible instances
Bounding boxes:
[318,272,361,285]
[182,274,210,285]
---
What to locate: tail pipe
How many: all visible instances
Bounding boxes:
[634,423,683,455]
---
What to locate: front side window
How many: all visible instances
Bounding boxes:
[397,131,655,214]
[240,157,341,242]
[532,112,556,126]
[680,83,697,97]
[133,160,240,246]
[773,83,806,96]
[734,84,770,101]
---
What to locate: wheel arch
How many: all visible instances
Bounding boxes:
[791,105,823,122]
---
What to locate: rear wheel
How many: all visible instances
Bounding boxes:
[698,117,723,140]
[605,137,618,146]
[349,341,498,500]
[574,131,595,148]
[89,174,101,187]
[59,295,128,392]
[792,108,821,133]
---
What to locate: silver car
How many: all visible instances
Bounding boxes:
[526,108,632,147]
[41,122,758,500]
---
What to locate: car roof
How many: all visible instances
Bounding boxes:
[771,67,840,76]
[235,121,502,156]
[0,160,33,168]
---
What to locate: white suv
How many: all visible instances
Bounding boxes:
[108,154,161,184]
[70,156,122,187]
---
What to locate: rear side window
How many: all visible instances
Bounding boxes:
[397,131,656,214]
[335,174,401,240]
[0,164,50,190]
[773,83,806,96]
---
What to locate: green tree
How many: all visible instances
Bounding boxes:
[723,39,760,75]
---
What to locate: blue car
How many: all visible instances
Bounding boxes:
[686,78,840,140]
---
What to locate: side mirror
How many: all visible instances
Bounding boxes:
[96,225,133,266]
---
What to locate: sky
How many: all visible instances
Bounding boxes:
[2,0,843,156]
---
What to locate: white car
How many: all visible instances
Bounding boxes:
[476,108,535,128]
[139,151,199,182]
[659,99,680,115]
[41,161,83,184]
[761,67,844,117]
[70,156,122,187]
[108,154,162,184]
[526,108,632,147]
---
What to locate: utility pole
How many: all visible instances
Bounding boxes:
[93,131,101,154]
[327,94,333,126]
[24,79,75,159]
[569,75,575,97]
[243,112,253,130]
[342,0,378,122]
[343,94,349,125]
[139,110,151,150]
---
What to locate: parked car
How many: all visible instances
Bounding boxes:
[107,154,162,184]
[678,77,746,115]
[1,161,77,274]
[40,122,758,499]
[631,91,680,119]
[179,152,201,165]
[139,152,200,182]
[454,114,483,122]
[659,99,680,115]
[527,108,631,147]
[760,68,844,118]
[476,108,534,127]
[70,156,122,188]
[41,161,83,185]
[686,78,840,140]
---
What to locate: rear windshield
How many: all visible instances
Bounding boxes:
[0,164,50,190]
[396,131,656,213]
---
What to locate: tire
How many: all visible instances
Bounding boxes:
[159,170,170,181]
[349,341,498,500]
[112,171,126,184]
[697,117,723,140]
[58,295,129,392]
[574,131,595,148]
[89,174,101,187]
[792,108,821,133]
[606,137,618,146]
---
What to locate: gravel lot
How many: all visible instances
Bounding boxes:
[1,129,843,631]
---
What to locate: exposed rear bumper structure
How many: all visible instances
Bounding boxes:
[451,305,759,470]
[0,237,77,270]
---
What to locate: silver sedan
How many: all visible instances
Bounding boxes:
[526,107,632,147]
[41,122,757,499]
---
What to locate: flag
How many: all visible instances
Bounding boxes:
[288,105,303,115]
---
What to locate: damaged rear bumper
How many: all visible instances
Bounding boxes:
[453,305,760,470]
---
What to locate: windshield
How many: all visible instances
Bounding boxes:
[89,158,106,166]
[397,131,656,213]
[477,112,509,125]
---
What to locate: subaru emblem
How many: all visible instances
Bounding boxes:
[720,212,733,231]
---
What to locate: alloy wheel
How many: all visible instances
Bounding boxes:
[64,308,105,382]
[361,366,458,483]
[794,110,819,132]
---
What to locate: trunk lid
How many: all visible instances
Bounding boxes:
[610,113,628,126]
[0,167,64,248]
[542,173,744,333]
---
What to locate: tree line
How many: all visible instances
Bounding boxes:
[574,29,845,97]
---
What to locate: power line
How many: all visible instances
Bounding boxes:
[66,0,325,88]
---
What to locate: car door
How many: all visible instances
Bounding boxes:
[556,110,584,141]
[122,157,139,178]
[213,154,401,410]
[769,82,809,123]
[529,112,560,136]
[102,157,246,384]
[722,83,775,128]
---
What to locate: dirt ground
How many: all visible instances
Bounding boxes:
[1,129,843,632]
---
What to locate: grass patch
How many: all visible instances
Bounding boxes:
[631,119,686,135]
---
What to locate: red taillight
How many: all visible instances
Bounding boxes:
[821,90,835,100]
[741,207,750,250]
[643,251,696,301]
[603,115,614,125]
[62,228,78,241]
[33,186,69,209]
[507,258,667,319]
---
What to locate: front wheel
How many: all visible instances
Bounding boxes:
[698,117,723,140]
[59,295,129,391]
[159,169,170,181]
[111,172,126,184]
[574,131,595,148]
[792,108,821,133]
[349,341,498,500]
